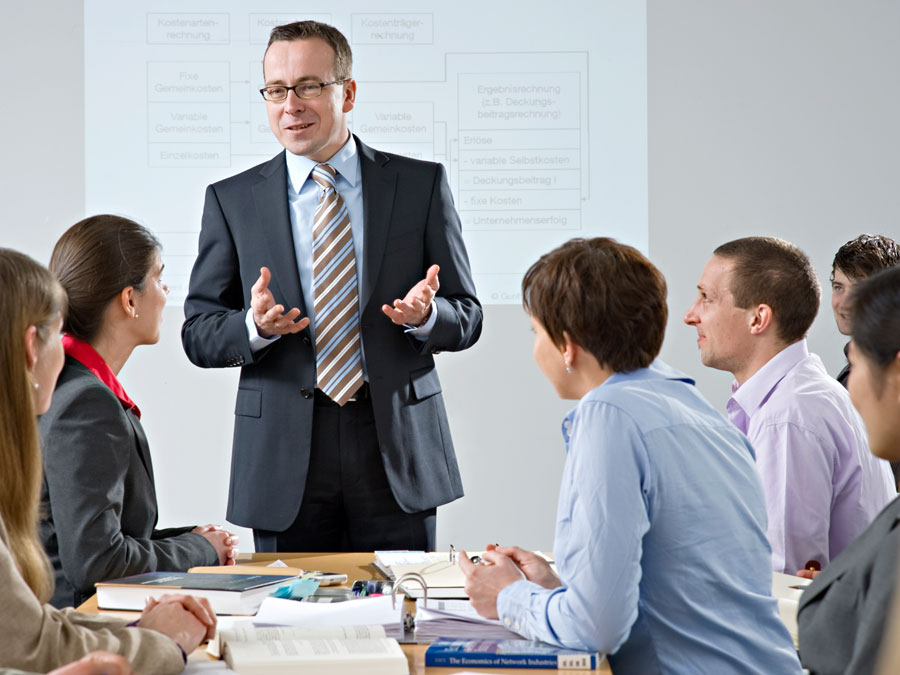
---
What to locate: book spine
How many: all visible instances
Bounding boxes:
[425,652,598,669]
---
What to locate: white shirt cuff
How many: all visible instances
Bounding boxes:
[246,308,280,352]
[403,301,438,340]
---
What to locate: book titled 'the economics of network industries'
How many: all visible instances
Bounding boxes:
[425,639,604,670]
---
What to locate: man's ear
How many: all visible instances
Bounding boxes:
[887,352,900,404]
[748,304,774,336]
[342,78,357,113]
[24,325,38,371]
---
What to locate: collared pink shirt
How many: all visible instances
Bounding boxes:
[727,339,895,573]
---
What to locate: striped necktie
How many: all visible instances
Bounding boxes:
[311,163,363,406]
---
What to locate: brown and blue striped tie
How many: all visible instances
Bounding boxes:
[311,163,363,405]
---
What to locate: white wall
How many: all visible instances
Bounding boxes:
[3,1,898,553]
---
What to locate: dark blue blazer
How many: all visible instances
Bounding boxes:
[181,137,482,531]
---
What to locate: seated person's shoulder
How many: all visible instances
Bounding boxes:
[41,360,125,425]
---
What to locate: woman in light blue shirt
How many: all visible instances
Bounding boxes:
[461,237,801,674]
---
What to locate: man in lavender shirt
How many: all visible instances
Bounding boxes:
[684,236,895,574]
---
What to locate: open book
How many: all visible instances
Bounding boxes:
[215,624,408,674]
[374,550,555,599]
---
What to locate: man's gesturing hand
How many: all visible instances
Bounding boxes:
[382,264,440,327]
[252,266,309,338]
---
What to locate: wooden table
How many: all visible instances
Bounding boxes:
[79,552,611,674]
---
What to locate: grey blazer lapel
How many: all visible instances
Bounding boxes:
[358,137,396,312]
[251,154,305,313]
[128,411,156,489]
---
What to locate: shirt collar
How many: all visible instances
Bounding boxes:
[602,358,695,388]
[284,134,359,194]
[560,358,694,450]
[62,335,141,418]
[729,338,808,418]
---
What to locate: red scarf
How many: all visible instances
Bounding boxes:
[62,335,142,419]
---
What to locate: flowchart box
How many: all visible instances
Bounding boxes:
[147,14,229,45]
[352,14,433,44]
[148,62,230,102]
[462,210,580,231]
[459,189,581,211]
[353,101,433,144]
[249,14,332,44]
[148,143,230,168]
[149,102,229,143]
[458,72,580,129]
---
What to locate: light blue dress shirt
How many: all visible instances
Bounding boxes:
[246,136,436,374]
[497,360,802,675]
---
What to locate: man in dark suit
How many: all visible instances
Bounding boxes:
[182,21,482,553]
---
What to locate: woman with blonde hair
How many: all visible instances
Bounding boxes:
[0,247,214,674]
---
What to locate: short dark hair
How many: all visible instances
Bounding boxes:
[850,265,900,374]
[522,237,667,373]
[831,234,900,282]
[49,215,161,343]
[714,237,820,345]
[266,21,352,80]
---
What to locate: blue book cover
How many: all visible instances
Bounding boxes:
[425,638,603,670]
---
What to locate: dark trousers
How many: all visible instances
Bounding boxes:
[253,390,436,553]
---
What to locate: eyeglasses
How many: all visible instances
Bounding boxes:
[259,79,349,102]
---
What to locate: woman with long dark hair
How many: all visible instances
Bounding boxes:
[40,215,238,608]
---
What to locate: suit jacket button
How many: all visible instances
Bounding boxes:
[300,388,312,399]
[302,335,311,345]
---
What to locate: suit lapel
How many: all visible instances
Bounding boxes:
[252,153,305,313]
[799,500,900,608]
[128,411,155,488]
[357,137,396,311]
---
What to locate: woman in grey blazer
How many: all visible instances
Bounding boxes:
[40,215,239,608]
[797,265,900,675]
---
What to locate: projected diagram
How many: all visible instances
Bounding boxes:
[87,4,646,303]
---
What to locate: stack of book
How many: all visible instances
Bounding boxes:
[94,570,297,615]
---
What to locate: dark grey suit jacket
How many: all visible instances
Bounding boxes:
[182,137,482,531]
[39,357,218,608]
[797,496,900,674]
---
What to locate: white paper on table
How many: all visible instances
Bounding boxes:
[415,598,505,626]
[253,594,403,628]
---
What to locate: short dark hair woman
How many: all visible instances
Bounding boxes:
[461,238,802,674]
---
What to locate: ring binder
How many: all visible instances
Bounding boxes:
[392,572,427,642]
